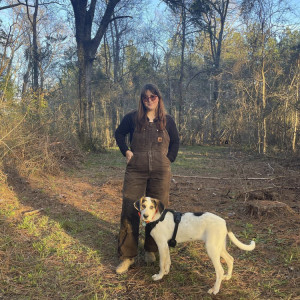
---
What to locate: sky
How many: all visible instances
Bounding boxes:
[1,0,299,29]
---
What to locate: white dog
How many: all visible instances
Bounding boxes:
[134,196,255,295]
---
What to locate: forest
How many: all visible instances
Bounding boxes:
[0,0,299,175]
[1,1,300,299]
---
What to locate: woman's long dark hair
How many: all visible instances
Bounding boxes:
[136,83,167,131]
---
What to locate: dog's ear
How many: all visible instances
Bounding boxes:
[158,201,164,213]
[153,198,164,213]
[134,198,141,211]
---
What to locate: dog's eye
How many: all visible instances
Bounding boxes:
[142,205,146,209]
[150,206,154,209]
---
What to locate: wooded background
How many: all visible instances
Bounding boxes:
[0,0,299,174]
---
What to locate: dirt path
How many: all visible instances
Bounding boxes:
[1,146,299,299]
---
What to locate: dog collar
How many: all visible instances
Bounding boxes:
[146,209,172,231]
[139,207,159,226]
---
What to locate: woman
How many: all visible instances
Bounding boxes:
[115,83,179,274]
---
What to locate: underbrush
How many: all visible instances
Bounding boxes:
[0,109,83,177]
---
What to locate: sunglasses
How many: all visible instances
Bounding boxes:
[142,95,158,102]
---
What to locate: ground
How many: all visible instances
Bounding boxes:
[0,146,299,299]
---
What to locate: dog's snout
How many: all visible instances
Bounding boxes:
[143,214,149,219]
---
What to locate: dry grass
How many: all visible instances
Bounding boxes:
[0,103,84,178]
[0,147,299,299]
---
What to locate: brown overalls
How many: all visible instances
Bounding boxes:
[118,121,171,259]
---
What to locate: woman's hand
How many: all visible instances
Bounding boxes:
[126,150,134,164]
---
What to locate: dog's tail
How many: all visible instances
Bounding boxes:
[228,232,255,251]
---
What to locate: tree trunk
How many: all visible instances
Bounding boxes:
[211,78,219,142]
[292,77,299,153]
[32,0,39,92]
[103,33,111,78]
[206,0,229,143]
[77,42,87,144]
[77,42,94,147]
[24,0,40,115]
[70,0,121,149]
[111,14,121,83]
[178,0,186,133]
[165,52,173,115]
[262,60,267,154]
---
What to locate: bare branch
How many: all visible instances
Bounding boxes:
[0,3,22,10]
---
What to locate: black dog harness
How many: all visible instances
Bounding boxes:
[147,209,182,248]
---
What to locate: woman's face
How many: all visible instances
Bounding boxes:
[142,90,159,112]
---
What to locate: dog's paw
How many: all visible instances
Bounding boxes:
[208,288,219,295]
[152,274,163,281]
[223,274,231,281]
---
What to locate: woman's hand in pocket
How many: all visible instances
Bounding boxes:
[126,150,134,164]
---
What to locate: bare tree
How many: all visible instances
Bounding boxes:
[70,0,123,149]
[291,53,299,153]
[25,0,39,92]
[0,17,23,103]
[163,0,230,141]
[163,0,190,133]
[178,0,187,132]
[240,0,293,154]
[190,0,230,143]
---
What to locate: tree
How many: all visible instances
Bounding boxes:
[163,0,191,133]
[240,0,293,154]
[0,17,23,103]
[178,0,187,132]
[18,0,67,120]
[190,0,230,143]
[70,0,123,149]
[25,0,39,92]
[164,0,230,141]
[278,29,300,153]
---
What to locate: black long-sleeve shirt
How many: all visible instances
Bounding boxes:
[115,110,179,162]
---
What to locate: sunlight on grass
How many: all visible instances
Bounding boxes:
[0,193,19,217]
[0,207,109,298]
[18,215,50,236]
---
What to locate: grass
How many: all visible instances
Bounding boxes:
[0,145,299,299]
[1,211,106,299]
[172,145,230,176]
